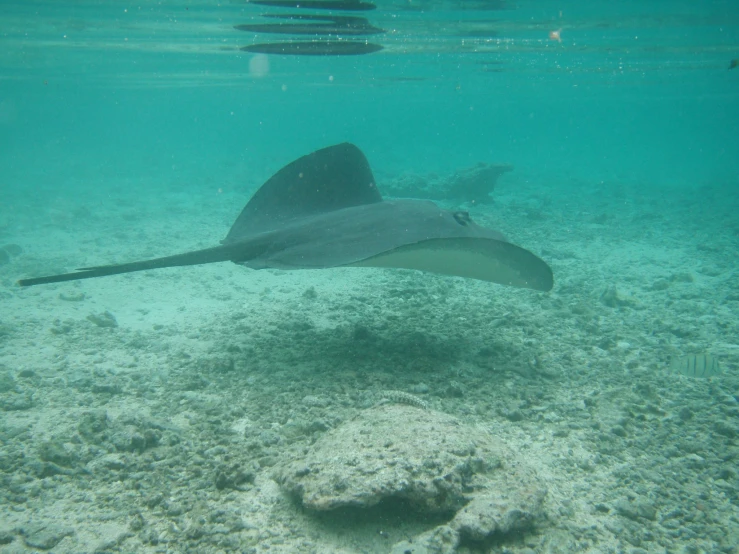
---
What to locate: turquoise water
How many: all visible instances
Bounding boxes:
[2,1,739,553]
[3,0,738,190]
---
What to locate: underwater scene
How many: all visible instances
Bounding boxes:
[1,0,739,552]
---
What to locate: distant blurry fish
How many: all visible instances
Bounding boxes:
[549,28,562,42]
[669,354,720,378]
[730,59,738,70]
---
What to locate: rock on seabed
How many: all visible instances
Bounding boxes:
[276,404,547,548]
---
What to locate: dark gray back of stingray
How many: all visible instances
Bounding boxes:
[224,142,381,242]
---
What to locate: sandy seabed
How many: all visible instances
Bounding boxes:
[1,168,738,553]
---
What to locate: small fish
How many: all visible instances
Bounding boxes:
[729,59,738,70]
[668,354,720,378]
[549,28,562,42]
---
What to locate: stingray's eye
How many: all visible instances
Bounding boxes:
[453,211,471,226]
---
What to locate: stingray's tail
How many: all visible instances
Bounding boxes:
[17,244,242,287]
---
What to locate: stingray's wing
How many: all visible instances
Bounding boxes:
[349,237,553,291]
[224,142,381,241]
[233,200,553,291]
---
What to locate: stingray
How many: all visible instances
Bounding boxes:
[17,143,553,291]
[234,15,385,36]
[240,41,383,55]
[246,0,377,11]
